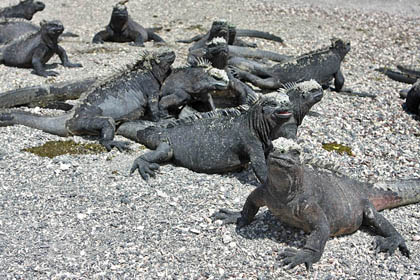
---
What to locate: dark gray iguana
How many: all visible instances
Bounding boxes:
[178,19,284,49]
[92,2,165,47]
[0,49,176,151]
[158,59,230,118]
[230,38,350,91]
[0,0,45,20]
[129,95,292,182]
[0,20,82,77]
[376,65,420,118]
[213,139,419,269]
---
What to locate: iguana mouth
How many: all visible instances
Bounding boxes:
[275,111,292,118]
[313,91,324,101]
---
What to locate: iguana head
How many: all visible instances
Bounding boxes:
[267,80,323,140]
[188,37,228,69]
[185,58,229,95]
[284,80,323,125]
[110,2,129,30]
[140,49,176,84]
[248,95,292,147]
[331,38,351,59]
[267,139,303,189]
[19,0,45,20]
[40,20,64,40]
[208,20,230,42]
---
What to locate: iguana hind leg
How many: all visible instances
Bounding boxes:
[362,200,410,258]
[66,116,129,152]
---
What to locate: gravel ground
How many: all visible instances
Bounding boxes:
[0,0,420,279]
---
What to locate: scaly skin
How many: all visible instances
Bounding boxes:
[92,3,164,46]
[0,0,45,20]
[130,96,292,182]
[0,18,38,44]
[0,49,175,151]
[0,20,82,77]
[232,38,350,91]
[214,140,419,270]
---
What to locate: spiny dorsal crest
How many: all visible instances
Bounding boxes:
[277,79,321,95]
[162,105,250,128]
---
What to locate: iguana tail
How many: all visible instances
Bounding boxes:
[0,110,70,136]
[369,179,420,211]
[375,67,418,84]
[228,45,291,63]
[116,120,156,142]
[236,29,284,44]
[397,64,420,78]
[0,78,96,109]
[176,34,205,44]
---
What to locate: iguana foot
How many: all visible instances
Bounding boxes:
[130,158,160,180]
[211,209,252,229]
[37,70,59,77]
[63,62,83,68]
[100,140,131,152]
[211,209,241,225]
[279,247,321,271]
[374,236,410,258]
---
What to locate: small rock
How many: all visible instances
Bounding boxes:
[412,235,420,241]
[222,234,233,244]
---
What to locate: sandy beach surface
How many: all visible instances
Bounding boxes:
[0,0,419,279]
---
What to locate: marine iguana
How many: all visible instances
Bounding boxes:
[231,38,350,91]
[375,65,420,118]
[158,59,230,118]
[0,0,45,20]
[92,2,165,47]
[0,49,176,151]
[0,20,82,77]
[129,95,292,182]
[267,80,323,140]
[178,19,284,49]
[213,138,419,270]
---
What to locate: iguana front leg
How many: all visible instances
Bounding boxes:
[32,46,58,77]
[279,201,330,270]
[212,186,267,227]
[57,45,82,68]
[362,200,410,258]
[92,30,112,44]
[334,69,344,92]
[129,31,145,47]
[130,142,173,180]
[159,89,191,118]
